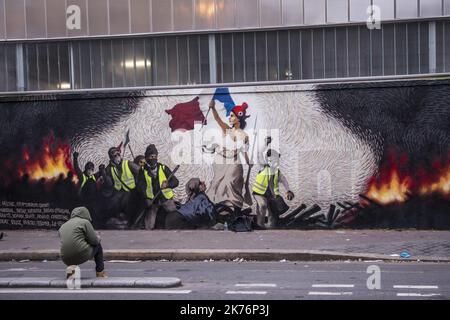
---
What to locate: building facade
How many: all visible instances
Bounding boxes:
[0,0,449,92]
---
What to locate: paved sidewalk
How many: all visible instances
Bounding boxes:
[0,277,182,288]
[0,229,450,262]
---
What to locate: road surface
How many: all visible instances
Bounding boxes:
[0,260,448,300]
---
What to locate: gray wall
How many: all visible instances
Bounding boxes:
[0,0,449,40]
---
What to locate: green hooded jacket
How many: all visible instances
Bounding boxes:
[58,207,100,266]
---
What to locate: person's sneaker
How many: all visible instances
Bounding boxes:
[96,271,108,278]
[66,265,77,279]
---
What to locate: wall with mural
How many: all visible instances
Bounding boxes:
[0,79,449,230]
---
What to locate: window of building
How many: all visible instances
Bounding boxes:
[1,20,448,92]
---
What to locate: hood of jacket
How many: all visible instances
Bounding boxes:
[70,207,92,221]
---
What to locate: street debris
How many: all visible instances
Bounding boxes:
[19,259,30,263]
[400,251,411,259]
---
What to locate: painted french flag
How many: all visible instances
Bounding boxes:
[165,97,206,132]
[212,87,235,116]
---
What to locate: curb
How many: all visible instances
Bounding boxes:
[1,249,450,263]
[0,277,182,288]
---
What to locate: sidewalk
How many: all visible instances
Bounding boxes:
[0,277,182,288]
[1,229,450,262]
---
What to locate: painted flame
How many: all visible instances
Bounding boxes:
[367,169,412,205]
[18,136,74,181]
[419,162,450,197]
[366,152,450,205]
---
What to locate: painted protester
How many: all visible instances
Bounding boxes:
[72,151,104,226]
[72,152,102,196]
[253,149,295,229]
[174,178,217,229]
[136,144,179,230]
[204,99,253,217]
[100,146,140,228]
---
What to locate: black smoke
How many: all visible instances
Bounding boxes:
[316,80,450,169]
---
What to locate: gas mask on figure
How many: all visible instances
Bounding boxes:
[112,155,122,166]
[144,144,159,169]
[146,155,158,168]
[108,147,122,166]
[85,162,95,177]
[267,157,279,170]
[265,149,280,172]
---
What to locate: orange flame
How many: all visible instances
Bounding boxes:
[367,169,412,205]
[18,136,74,181]
[366,152,450,205]
[419,162,450,197]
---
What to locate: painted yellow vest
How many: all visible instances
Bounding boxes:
[143,164,174,200]
[80,173,96,190]
[111,160,136,191]
[252,167,280,196]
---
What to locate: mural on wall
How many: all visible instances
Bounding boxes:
[0,80,449,230]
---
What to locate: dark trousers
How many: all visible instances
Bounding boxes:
[92,243,104,272]
[165,211,191,229]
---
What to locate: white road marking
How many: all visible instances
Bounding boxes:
[396,293,441,297]
[312,284,354,288]
[0,268,28,272]
[309,271,424,274]
[393,285,438,289]
[235,283,277,288]
[226,291,267,295]
[0,269,150,273]
[0,289,191,294]
[0,269,65,272]
[308,292,353,296]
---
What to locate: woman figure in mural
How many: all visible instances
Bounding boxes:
[205,100,252,217]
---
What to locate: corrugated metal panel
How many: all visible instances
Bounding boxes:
[0,0,448,41]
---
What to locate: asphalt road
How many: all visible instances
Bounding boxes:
[0,260,449,300]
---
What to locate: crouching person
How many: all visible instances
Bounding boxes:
[58,207,107,278]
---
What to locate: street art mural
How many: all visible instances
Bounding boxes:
[0,79,449,230]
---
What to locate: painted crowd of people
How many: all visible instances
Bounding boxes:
[72,99,295,230]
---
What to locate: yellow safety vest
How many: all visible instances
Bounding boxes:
[111,160,136,191]
[80,173,96,190]
[143,165,174,200]
[252,167,279,196]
